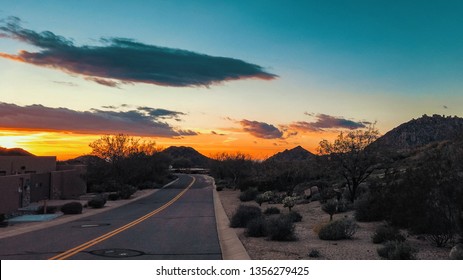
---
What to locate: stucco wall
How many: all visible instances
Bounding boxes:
[0,156,56,175]
[0,175,27,214]
[51,168,87,199]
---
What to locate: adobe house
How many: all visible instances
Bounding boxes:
[0,156,87,215]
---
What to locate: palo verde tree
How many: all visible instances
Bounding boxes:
[318,125,380,202]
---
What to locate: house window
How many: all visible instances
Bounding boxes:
[0,171,6,176]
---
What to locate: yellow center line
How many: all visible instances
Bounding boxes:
[49,176,196,260]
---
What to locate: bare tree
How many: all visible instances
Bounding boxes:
[318,125,380,202]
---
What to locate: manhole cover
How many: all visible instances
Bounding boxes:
[73,223,111,228]
[90,248,144,258]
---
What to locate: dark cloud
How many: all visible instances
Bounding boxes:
[52,81,78,87]
[289,114,367,132]
[239,119,284,139]
[0,17,277,88]
[136,107,185,120]
[211,131,226,136]
[0,102,197,137]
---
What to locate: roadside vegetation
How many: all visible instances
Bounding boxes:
[212,126,463,259]
[85,134,173,200]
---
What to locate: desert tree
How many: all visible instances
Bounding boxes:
[211,152,254,189]
[88,134,169,190]
[318,125,380,202]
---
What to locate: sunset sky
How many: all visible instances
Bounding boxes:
[1,1,462,160]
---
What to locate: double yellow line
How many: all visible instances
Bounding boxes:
[49,176,196,260]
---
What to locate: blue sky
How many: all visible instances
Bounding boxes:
[0,0,462,158]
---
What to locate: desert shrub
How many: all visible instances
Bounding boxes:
[267,215,297,241]
[264,207,281,215]
[284,211,303,223]
[118,184,137,199]
[137,181,155,190]
[318,218,359,240]
[372,225,405,244]
[255,194,266,206]
[230,205,262,228]
[282,196,298,211]
[245,217,268,237]
[322,199,338,221]
[308,249,320,258]
[313,221,329,235]
[0,213,7,227]
[107,193,120,201]
[354,196,387,222]
[336,199,350,213]
[61,202,83,215]
[216,186,224,191]
[36,205,58,214]
[377,241,417,260]
[88,195,107,209]
[239,188,259,202]
[428,233,454,248]
[262,191,274,201]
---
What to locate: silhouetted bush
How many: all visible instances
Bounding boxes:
[88,195,107,209]
[308,249,320,258]
[284,211,303,223]
[0,213,7,227]
[354,196,387,222]
[377,241,417,260]
[322,199,338,221]
[372,225,405,244]
[36,205,58,214]
[216,186,224,191]
[245,217,268,237]
[239,188,259,202]
[61,202,83,215]
[267,215,297,241]
[264,207,281,215]
[118,184,137,199]
[318,218,358,240]
[230,205,262,228]
[255,194,266,206]
[107,193,120,201]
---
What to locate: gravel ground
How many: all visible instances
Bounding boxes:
[217,188,452,260]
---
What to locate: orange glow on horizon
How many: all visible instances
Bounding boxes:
[1,129,340,160]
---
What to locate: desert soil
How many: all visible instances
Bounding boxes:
[217,188,452,260]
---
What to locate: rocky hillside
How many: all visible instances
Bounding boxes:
[266,145,316,162]
[372,114,463,152]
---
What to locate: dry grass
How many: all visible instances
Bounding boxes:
[218,188,452,260]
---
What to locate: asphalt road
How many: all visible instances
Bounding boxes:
[0,174,222,260]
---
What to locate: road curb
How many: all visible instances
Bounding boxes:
[210,177,251,260]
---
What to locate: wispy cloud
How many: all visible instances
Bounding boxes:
[0,17,277,88]
[239,119,284,139]
[289,113,367,132]
[0,102,197,137]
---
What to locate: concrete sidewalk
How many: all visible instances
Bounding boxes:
[0,176,250,260]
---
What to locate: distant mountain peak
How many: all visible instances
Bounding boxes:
[162,146,211,168]
[0,147,34,156]
[266,145,316,162]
